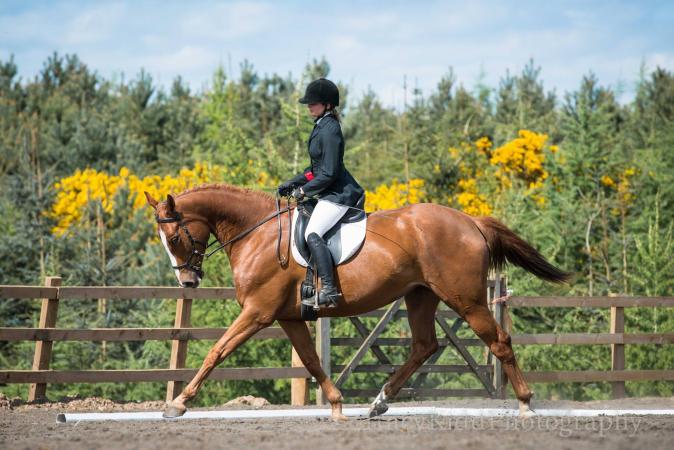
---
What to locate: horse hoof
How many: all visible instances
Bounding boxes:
[330,402,348,422]
[520,409,537,418]
[367,401,389,418]
[163,404,186,419]
[331,413,348,422]
[519,401,536,418]
[368,383,390,418]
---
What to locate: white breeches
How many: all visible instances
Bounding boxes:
[305,200,350,240]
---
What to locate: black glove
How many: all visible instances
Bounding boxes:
[291,187,305,201]
[277,181,294,196]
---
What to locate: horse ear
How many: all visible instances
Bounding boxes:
[145,191,158,210]
[166,194,176,212]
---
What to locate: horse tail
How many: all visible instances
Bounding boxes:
[472,216,571,284]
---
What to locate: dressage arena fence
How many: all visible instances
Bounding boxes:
[0,276,673,405]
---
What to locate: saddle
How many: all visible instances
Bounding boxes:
[291,195,367,321]
[291,194,367,268]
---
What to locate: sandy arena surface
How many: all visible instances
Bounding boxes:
[1,396,673,450]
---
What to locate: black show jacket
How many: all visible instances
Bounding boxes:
[288,114,364,206]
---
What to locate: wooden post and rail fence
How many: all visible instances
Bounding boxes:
[0,277,672,405]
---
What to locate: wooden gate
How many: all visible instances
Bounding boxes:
[316,277,506,402]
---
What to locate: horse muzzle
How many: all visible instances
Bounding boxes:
[178,271,201,288]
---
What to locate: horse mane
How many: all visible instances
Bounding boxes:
[172,183,276,225]
[175,183,274,203]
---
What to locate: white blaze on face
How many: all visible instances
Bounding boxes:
[159,229,181,283]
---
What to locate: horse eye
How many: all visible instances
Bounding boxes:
[170,235,180,245]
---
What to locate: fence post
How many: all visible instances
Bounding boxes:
[492,272,507,399]
[315,317,331,405]
[610,306,625,398]
[291,347,309,406]
[166,297,192,403]
[28,276,62,401]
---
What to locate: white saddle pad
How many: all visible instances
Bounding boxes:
[291,208,367,267]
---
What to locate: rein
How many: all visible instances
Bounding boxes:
[156,200,295,276]
[158,192,378,278]
[204,197,295,262]
[275,196,293,266]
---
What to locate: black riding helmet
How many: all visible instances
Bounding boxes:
[298,78,339,106]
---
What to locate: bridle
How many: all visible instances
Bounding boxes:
[155,196,295,279]
[156,212,209,278]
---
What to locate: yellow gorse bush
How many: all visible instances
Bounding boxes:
[49,131,558,231]
[455,178,492,216]
[49,162,270,235]
[446,137,494,216]
[601,167,637,209]
[51,168,128,234]
[618,168,636,205]
[601,175,616,187]
[475,136,493,156]
[445,131,556,216]
[365,178,425,212]
[490,129,551,185]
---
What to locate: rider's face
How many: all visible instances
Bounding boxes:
[307,103,327,118]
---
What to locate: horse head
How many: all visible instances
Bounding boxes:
[145,191,210,288]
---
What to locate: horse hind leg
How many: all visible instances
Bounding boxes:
[368,287,440,418]
[425,252,536,418]
[460,303,536,417]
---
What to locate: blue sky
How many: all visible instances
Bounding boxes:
[1,0,673,108]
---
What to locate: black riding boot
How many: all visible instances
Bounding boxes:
[306,232,342,307]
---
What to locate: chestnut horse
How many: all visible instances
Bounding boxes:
[144,184,569,420]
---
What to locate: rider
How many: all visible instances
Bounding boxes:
[278,78,365,307]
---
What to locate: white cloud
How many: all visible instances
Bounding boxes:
[140,34,164,48]
[328,36,363,53]
[180,1,274,40]
[139,45,216,73]
[2,0,673,108]
[0,8,58,45]
[339,12,398,32]
[62,3,127,45]
[646,52,674,70]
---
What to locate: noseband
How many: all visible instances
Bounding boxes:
[156,212,209,278]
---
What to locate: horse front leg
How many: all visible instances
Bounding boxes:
[278,319,346,421]
[164,306,270,418]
